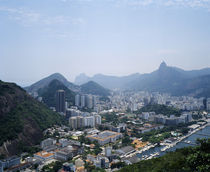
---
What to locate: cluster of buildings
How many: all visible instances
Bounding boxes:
[100,123,127,133]
[0,156,21,172]
[75,94,99,109]
[110,91,210,112]
[37,138,83,162]
[69,113,101,129]
[87,154,110,169]
[138,111,192,126]
[154,113,192,125]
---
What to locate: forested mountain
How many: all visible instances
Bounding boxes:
[25,73,79,93]
[0,80,65,157]
[38,79,75,107]
[80,81,110,97]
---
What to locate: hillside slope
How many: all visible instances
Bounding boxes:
[75,73,141,89]
[80,81,110,97]
[25,73,79,93]
[0,80,65,157]
[129,62,210,97]
[38,79,75,107]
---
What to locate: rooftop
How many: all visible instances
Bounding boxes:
[35,151,54,158]
[86,130,122,141]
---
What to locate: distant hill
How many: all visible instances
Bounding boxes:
[25,73,79,93]
[75,73,141,89]
[0,80,65,157]
[128,62,210,97]
[80,81,110,97]
[38,79,75,107]
[172,74,210,97]
[75,63,210,97]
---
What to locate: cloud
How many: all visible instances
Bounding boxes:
[58,0,210,11]
[0,6,85,27]
[0,6,86,39]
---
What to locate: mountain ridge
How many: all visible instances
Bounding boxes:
[80,81,110,97]
[38,79,75,107]
[25,73,79,94]
[75,62,210,97]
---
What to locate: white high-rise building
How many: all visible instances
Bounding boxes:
[95,115,101,125]
[84,116,95,127]
[77,116,84,129]
[75,94,80,107]
[93,96,98,107]
[105,147,112,157]
[69,117,78,129]
[81,95,86,108]
[86,95,93,109]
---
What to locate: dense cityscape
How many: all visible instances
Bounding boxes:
[1,0,210,171]
[1,81,209,171]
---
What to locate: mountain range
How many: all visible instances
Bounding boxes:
[25,73,80,93]
[25,73,111,107]
[75,62,210,97]
[25,62,210,98]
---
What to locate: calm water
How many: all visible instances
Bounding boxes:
[137,125,210,159]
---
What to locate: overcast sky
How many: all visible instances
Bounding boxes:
[1,0,210,86]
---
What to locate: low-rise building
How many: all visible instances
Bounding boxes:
[34,151,54,161]
[86,130,122,145]
[115,146,135,156]
[55,146,77,161]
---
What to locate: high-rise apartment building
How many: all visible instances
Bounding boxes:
[81,95,86,108]
[95,115,102,125]
[56,90,66,113]
[75,94,80,107]
[86,95,93,109]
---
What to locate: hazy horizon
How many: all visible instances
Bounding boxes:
[1,0,210,86]
[2,61,210,87]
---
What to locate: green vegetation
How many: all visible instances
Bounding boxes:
[122,136,132,147]
[111,162,126,169]
[0,81,65,150]
[41,161,63,172]
[119,139,210,172]
[0,100,65,146]
[93,141,102,155]
[38,79,75,107]
[85,162,106,172]
[17,143,42,156]
[134,104,181,117]
[131,125,191,144]
[80,81,110,97]
[101,112,118,124]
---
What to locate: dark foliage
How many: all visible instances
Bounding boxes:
[135,104,181,117]
[38,79,75,107]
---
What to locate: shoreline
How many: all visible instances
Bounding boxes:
[136,122,210,160]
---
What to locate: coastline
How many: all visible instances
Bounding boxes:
[135,122,210,160]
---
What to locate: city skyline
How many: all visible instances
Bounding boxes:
[1,0,210,86]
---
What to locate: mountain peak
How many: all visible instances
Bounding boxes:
[159,61,167,70]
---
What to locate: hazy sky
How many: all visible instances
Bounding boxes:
[1,0,210,86]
